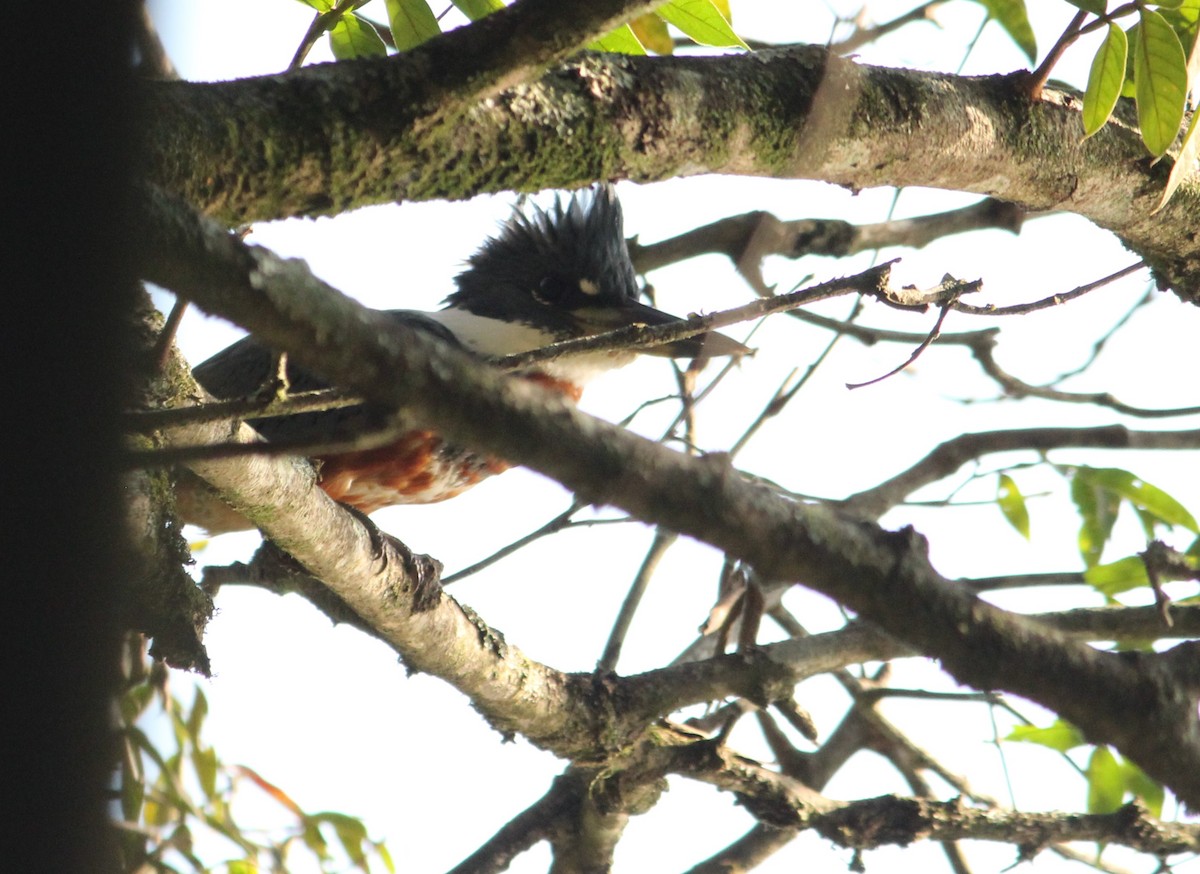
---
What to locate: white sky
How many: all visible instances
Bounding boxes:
[144,2,1200,872]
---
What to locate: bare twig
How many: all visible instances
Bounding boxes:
[846,294,956,389]
[952,262,1144,316]
[967,330,1200,418]
[126,388,360,432]
[834,2,946,53]
[1049,288,1153,383]
[440,499,588,584]
[598,529,679,673]
[499,262,897,370]
[628,199,1023,295]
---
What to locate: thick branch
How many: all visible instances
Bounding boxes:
[134,187,1200,806]
[143,46,1200,300]
[628,198,1025,286]
[649,742,1199,855]
[447,774,586,874]
[805,797,1199,855]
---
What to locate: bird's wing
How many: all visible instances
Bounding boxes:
[190,310,465,446]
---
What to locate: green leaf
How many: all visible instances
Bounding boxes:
[1083,23,1128,136]
[658,0,749,49]
[630,14,674,54]
[293,0,334,10]
[330,14,388,59]
[451,0,504,20]
[1070,466,1199,566]
[1123,759,1165,817]
[167,823,195,855]
[1006,719,1086,752]
[1120,21,1140,98]
[1154,107,1200,211]
[376,842,397,873]
[120,681,154,724]
[120,748,145,822]
[1069,468,1120,567]
[301,817,330,857]
[1083,554,1149,597]
[385,0,441,51]
[1137,506,1165,539]
[588,24,646,55]
[1086,467,1199,532]
[1063,0,1107,14]
[1133,8,1188,156]
[143,796,165,827]
[165,749,184,779]
[996,473,1031,539]
[192,745,219,799]
[186,688,208,744]
[974,0,1037,62]
[1086,746,1125,813]
[1160,0,1200,63]
[318,812,369,866]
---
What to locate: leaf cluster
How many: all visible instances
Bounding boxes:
[115,644,393,874]
[1008,719,1166,817]
[292,0,746,60]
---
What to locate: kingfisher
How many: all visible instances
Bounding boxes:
[176,185,745,533]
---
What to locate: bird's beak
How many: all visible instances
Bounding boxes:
[571,300,749,359]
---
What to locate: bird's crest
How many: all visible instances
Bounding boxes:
[446,184,641,322]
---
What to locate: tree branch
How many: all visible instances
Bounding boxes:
[143,45,1200,300]
[841,425,1200,519]
[133,184,1200,806]
[628,198,1025,296]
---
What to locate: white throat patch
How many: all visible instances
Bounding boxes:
[428,308,637,386]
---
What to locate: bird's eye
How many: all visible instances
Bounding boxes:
[534,274,573,305]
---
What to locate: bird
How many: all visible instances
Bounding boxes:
[176,185,745,533]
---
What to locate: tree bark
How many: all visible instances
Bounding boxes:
[141,46,1200,301]
[134,187,1200,809]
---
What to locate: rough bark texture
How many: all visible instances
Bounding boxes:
[140,46,1200,301]
[125,10,1200,866]
[134,187,1200,810]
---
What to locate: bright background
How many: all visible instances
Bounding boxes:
[145,2,1200,872]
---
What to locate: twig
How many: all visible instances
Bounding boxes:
[842,425,1200,519]
[597,529,678,673]
[1140,540,1200,630]
[967,330,1200,418]
[441,499,587,584]
[1024,10,1089,100]
[846,295,955,389]
[498,262,897,370]
[1050,288,1153,383]
[628,199,1024,289]
[952,262,1144,316]
[834,2,945,54]
[152,298,189,371]
[126,388,360,432]
[289,0,365,69]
